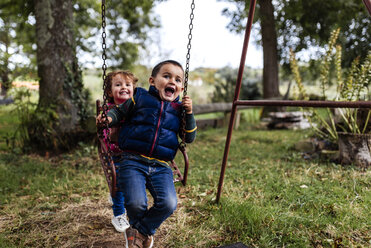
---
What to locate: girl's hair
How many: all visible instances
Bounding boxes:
[104,70,138,103]
[151,60,184,77]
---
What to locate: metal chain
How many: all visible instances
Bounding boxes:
[183,0,195,97]
[181,0,195,145]
[101,0,112,157]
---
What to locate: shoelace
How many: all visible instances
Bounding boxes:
[118,216,128,226]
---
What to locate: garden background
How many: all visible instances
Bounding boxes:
[0,0,370,247]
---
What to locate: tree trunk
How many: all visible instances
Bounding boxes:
[33,0,87,152]
[338,132,371,168]
[259,0,280,99]
[1,73,10,97]
[1,21,11,97]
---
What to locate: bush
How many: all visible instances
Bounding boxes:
[211,66,262,103]
[290,28,371,143]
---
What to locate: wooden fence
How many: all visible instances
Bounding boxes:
[194,103,253,129]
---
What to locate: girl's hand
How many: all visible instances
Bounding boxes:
[182,95,193,114]
[96,114,112,126]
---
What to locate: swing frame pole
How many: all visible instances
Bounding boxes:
[215,0,371,204]
[216,0,257,204]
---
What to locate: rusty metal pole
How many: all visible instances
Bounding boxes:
[363,0,371,15]
[235,100,371,108]
[216,0,257,203]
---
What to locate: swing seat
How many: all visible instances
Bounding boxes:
[96,100,117,197]
[96,100,189,197]
[169,144,189,186]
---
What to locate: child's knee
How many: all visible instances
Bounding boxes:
[160,196,177,214]
[125,198,147,214]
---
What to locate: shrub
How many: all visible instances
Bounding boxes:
[289,28,370,143]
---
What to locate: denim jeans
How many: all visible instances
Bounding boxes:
[111,189,125,216]
[112,156,125,217]
[116,154,177,236]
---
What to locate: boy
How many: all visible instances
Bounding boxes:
[98,60,196,248]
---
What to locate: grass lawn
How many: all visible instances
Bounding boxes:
[0,104,370,247]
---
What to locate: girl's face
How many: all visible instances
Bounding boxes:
[109,74,134,104]
[149,63,184,102]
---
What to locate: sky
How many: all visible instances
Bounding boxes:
[142,0,263,70]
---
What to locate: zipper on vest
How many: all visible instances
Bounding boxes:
[149,101,164,156]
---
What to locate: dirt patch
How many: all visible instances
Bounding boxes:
[1,198,124,247]
[1,193,189,247]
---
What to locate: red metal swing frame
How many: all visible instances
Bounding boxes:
[215,0,371,203]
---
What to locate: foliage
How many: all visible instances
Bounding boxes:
[5,87,64,153]
[290,29,371,143]
[0,126,370,247]
[0,0,162,85]
[63,61,92,122]
[277,0,370,68]
[211,66,262,102]
[102,0,162,70]
[221,0,370,70]
[3,88,35,152]
[0,4,37,95]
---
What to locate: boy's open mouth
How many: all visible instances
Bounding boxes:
[165,87,175,96]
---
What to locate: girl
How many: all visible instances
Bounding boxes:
[103,70,138,233]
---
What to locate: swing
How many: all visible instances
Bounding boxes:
[96,0,196,197]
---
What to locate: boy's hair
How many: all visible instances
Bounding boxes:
[151,60,184,77]
[104,70,138,103]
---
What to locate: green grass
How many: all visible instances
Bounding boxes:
[83,70,104,104]
[1,110,370,247]
[0,147,107,247]
[0,85,370,247]
[0,105,20,150]
[167,128,370,247]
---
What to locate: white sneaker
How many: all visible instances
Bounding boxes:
[108,195,113,205]
[111,214,130,232]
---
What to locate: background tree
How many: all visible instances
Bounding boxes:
[221,0,280,99]
[0,0,163,152]
[221,0,370,97]
[103,0,162,70]
[276,0,370,68]
[212,66,262,102]
[0,16,12,97]
[0,1,36,96]
[28,0,88,152]
[0,0,162,93]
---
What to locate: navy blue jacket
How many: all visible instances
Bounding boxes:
[117,86,182,161]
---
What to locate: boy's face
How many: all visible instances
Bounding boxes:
[149,63,184,102]
[109,74,134,104]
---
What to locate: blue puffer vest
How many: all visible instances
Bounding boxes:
[118,86,182,161]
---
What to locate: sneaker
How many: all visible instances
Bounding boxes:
[125,227,147,248]
[108,194,113,205]
[143,235,154,248]
[111,214,130,232]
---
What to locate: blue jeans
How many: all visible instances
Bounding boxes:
[112,156,125,217]
[112,190,125,217]
[116,154,177,236]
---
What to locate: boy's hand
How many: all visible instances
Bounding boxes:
[96,114,112,126]
[182,95,193,114]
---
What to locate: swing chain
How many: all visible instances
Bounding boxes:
[181,0,195,145]
[101,0,112,157]
[183,0,195,97]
